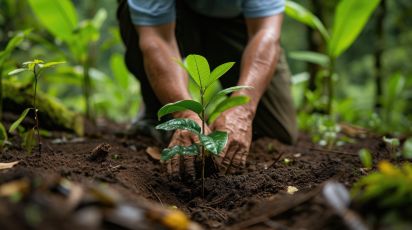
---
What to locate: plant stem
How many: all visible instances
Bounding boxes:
[200,90,205,198]
[0,65,3,121]
[83,59,92,120]
[33,66,41,154]
[326,58,336,115]
[374,0,386,113]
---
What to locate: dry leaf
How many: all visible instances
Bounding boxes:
[146,146,161,160]
[340,123,367,138]
[287,186,299,195]
[0,161,19,170]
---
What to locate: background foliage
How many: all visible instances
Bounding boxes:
[0,0,411,134]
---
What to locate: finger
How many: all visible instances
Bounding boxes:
[169,155,180,179]
[216,141,230,166]
[227,150,247,174]
[182,155,195,181]
[240,150,248,167]
[223,144,241,174]
[232,147,247,168]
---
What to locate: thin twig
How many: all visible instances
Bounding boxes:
[269,151,286,168]
[33,66,41,154]
[145,184,164,207]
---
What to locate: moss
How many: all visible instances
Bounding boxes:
[3,80,84,136]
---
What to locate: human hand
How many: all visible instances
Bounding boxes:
[210,106,253,174]
[166,111,210,181]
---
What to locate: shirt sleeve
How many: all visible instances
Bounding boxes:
[243,0,285,18]
[127,0,175,25]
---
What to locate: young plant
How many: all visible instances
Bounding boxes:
[27,0,107,120]
[8,59,64,154]
[155,54,251,197]
[382,136,400,159]
[0,122,9,152]
[358,148,373,169]
[286,0,381,114]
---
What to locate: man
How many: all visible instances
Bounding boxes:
[117,0,297,179]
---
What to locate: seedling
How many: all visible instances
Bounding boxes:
[0,122,9,152]
[8,59,64,154]
[27,0,107,120]
[382,136,400,158]
[283,158,293,165]
[358,148,373,169]
[155,54,251,197]
[286,0,381,114]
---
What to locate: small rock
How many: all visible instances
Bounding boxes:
[87,143,111,163]
[287,186,299,195]
[293,153,302,158]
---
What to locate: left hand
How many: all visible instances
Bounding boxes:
[210,106,253,173]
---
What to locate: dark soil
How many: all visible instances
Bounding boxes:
[0,118,393,229]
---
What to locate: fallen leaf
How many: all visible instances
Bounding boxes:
[146,147,161,161]
[0,161,19,170]
[340,123,367,138]
[287,186,299,195]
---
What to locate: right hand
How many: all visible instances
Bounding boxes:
[166,111,210,181]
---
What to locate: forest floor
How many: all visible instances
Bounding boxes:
[0,113,391,230]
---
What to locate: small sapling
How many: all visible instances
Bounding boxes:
[8,59,64,154]
[156,54,251,197]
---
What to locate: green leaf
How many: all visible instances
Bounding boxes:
[155,118,201,134]
[208,131,228,154]
[208,86,253,106]
[27,0,78,41]
[23,128,36,155]
[41,61,65,69]
[161,144,199,161]
[206,62,235,87]
[359,148,372,169]
[8,68,27,76]
[383,73,404,114]
[199,134,218,154]
[289,51,330,67]
[208,96,250,124]
[184,54,210,89]
[285,0,329,41]
[157,100,203,120]
[9,108,31,133]
[402,138,412,159]
[0,123,7,144]
[110,53,130,89]
[92,8,107,30]
[328,0,380,58]
[383,136,400,147]
[0,30,30,65]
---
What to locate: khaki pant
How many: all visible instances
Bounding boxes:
[117,0,298,144]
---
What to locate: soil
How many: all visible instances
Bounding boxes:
[0,115,394,230]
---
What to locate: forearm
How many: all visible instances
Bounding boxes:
[234,15,283,116]
[137,27,192,106]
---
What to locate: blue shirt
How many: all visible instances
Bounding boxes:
[128,0,284,25]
